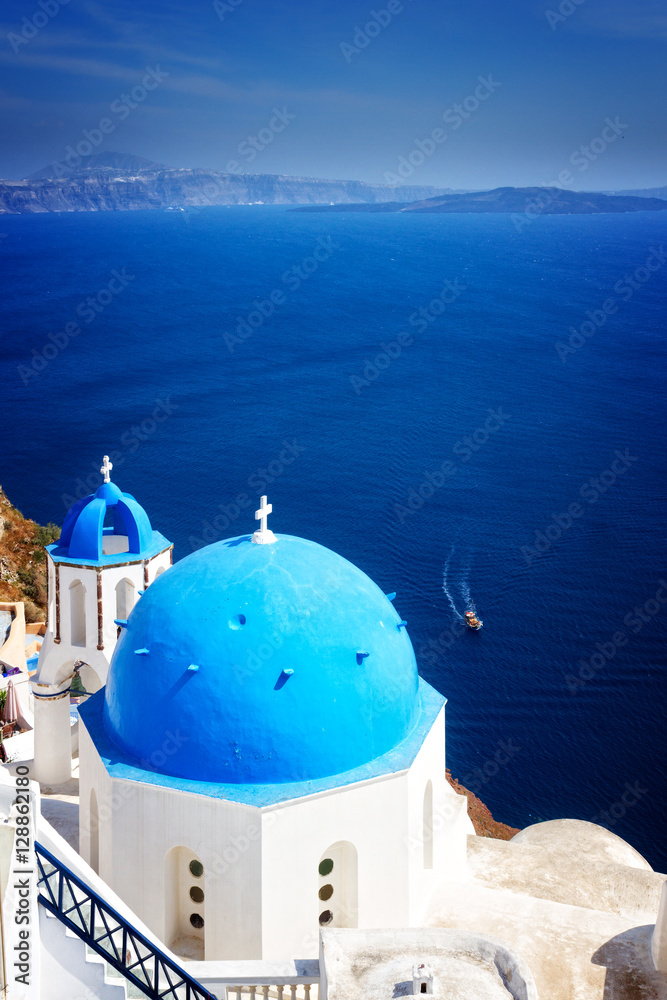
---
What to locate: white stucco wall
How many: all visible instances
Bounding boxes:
[260,772,410,960]
[80,705,468,964]
[405,706,468,925]
[79,719,264,961]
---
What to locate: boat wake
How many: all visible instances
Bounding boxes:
[460,564,471,609]
[442,545,464,620]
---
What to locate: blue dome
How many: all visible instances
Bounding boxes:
[103,534,420,785]
[58,481,155,561]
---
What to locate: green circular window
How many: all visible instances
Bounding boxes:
[318,884,334,901]
[319,910,333,926]
[318,858,334,877]
[190,886,204,903]
[190,913,204,929]
[189,860,204,878]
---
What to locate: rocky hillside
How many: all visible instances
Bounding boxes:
[446,769,520,840]
[0,486,59,622]
[0,166,449,214]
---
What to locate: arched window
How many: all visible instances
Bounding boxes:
[115,578,136,622]
[318,842,358,929]
[164,847,205,959]
[89,788,99,874]
[69,580,86,647]
[423,780,434,869]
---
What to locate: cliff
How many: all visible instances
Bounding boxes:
[446,769,520,840]
[0,166,449,215]
[0,486,59,621]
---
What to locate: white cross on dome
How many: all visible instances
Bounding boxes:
[252,495,277,545]
[100,455,113,484]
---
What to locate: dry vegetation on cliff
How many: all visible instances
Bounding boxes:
[0,486,59,621]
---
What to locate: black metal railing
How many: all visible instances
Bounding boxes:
[36,842,218,1000]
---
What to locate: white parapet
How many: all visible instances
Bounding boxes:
[652,880,667,973]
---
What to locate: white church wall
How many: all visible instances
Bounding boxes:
[79,725,266,962]
[406,705,468,925]
[119,784,263,961]
[78,719,112,877]
[259,770,412,961]
[80,707,463,964]
[47,556,56,632]
[146,548,172,584]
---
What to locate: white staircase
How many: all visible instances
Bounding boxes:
[40,908,130,1000]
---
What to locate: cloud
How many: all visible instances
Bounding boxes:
[562,1,667,39]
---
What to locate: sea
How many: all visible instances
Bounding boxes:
[1,205,665,870]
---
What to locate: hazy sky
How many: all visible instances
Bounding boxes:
[0,0,665,187]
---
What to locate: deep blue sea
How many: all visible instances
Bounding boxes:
[1,206,665,869]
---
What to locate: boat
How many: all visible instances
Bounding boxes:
[464,602,483,630]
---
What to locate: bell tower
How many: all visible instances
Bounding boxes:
[30,457,173,785]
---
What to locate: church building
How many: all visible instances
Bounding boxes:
[17,461,667,1000]
[76,482,469,960]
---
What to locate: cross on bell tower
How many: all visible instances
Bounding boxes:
[252,495,277,545]
[100,454,113,484]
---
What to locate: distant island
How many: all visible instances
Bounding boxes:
[290,186,667,216]
[0,153,451,215]
[1,155,665,216]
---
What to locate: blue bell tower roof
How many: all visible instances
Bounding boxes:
[101,531,434,788]
[49,457,171,565]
